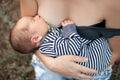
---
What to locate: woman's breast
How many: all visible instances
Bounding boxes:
[69,1,103,26]
[37,0,103,27]
[37,0,68,27]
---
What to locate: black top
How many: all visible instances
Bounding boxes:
[76,20,120,40]
[89,20,105,28]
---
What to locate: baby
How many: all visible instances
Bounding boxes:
[10,15,111,78]
[10,15,76,54]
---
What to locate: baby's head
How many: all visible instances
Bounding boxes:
[10,15,48,54]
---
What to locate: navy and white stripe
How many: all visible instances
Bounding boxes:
[39,24,112,75]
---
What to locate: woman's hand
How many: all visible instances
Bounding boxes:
[48,55,97,79]
[35,51,97,80]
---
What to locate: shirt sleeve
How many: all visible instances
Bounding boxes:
[62,24,78,38]
[54,24,83,56]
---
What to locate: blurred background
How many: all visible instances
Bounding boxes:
[0,0,119,80]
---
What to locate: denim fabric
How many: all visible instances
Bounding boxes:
[93,66,112,80]
[31,55,112,80]
[31,61,66,80]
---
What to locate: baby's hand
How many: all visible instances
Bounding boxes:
[61,19,74,27]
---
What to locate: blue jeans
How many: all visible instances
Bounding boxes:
[31,55,112,80]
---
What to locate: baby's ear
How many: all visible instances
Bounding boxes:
[31,34,42,43]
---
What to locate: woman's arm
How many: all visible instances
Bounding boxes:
[35,50,97,79]
[19,0,38,17]
[108,36,120,64]
[103,0,120,64]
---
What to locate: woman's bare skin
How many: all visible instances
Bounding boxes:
[19,0,120,79]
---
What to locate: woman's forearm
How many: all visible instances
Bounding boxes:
[19,0,38,17]
[35,50,55,69]
[35,50,97,79]
[108,36,120,63]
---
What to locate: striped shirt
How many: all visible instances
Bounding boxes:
[39,24,112,75]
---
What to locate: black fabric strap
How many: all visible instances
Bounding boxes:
[76,27,120,40]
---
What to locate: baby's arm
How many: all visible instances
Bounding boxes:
[53,20,82,56]
[61,20,78,38]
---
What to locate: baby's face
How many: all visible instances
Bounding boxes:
[17,15,48,36]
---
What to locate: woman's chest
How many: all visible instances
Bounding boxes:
[37,0,103,27]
